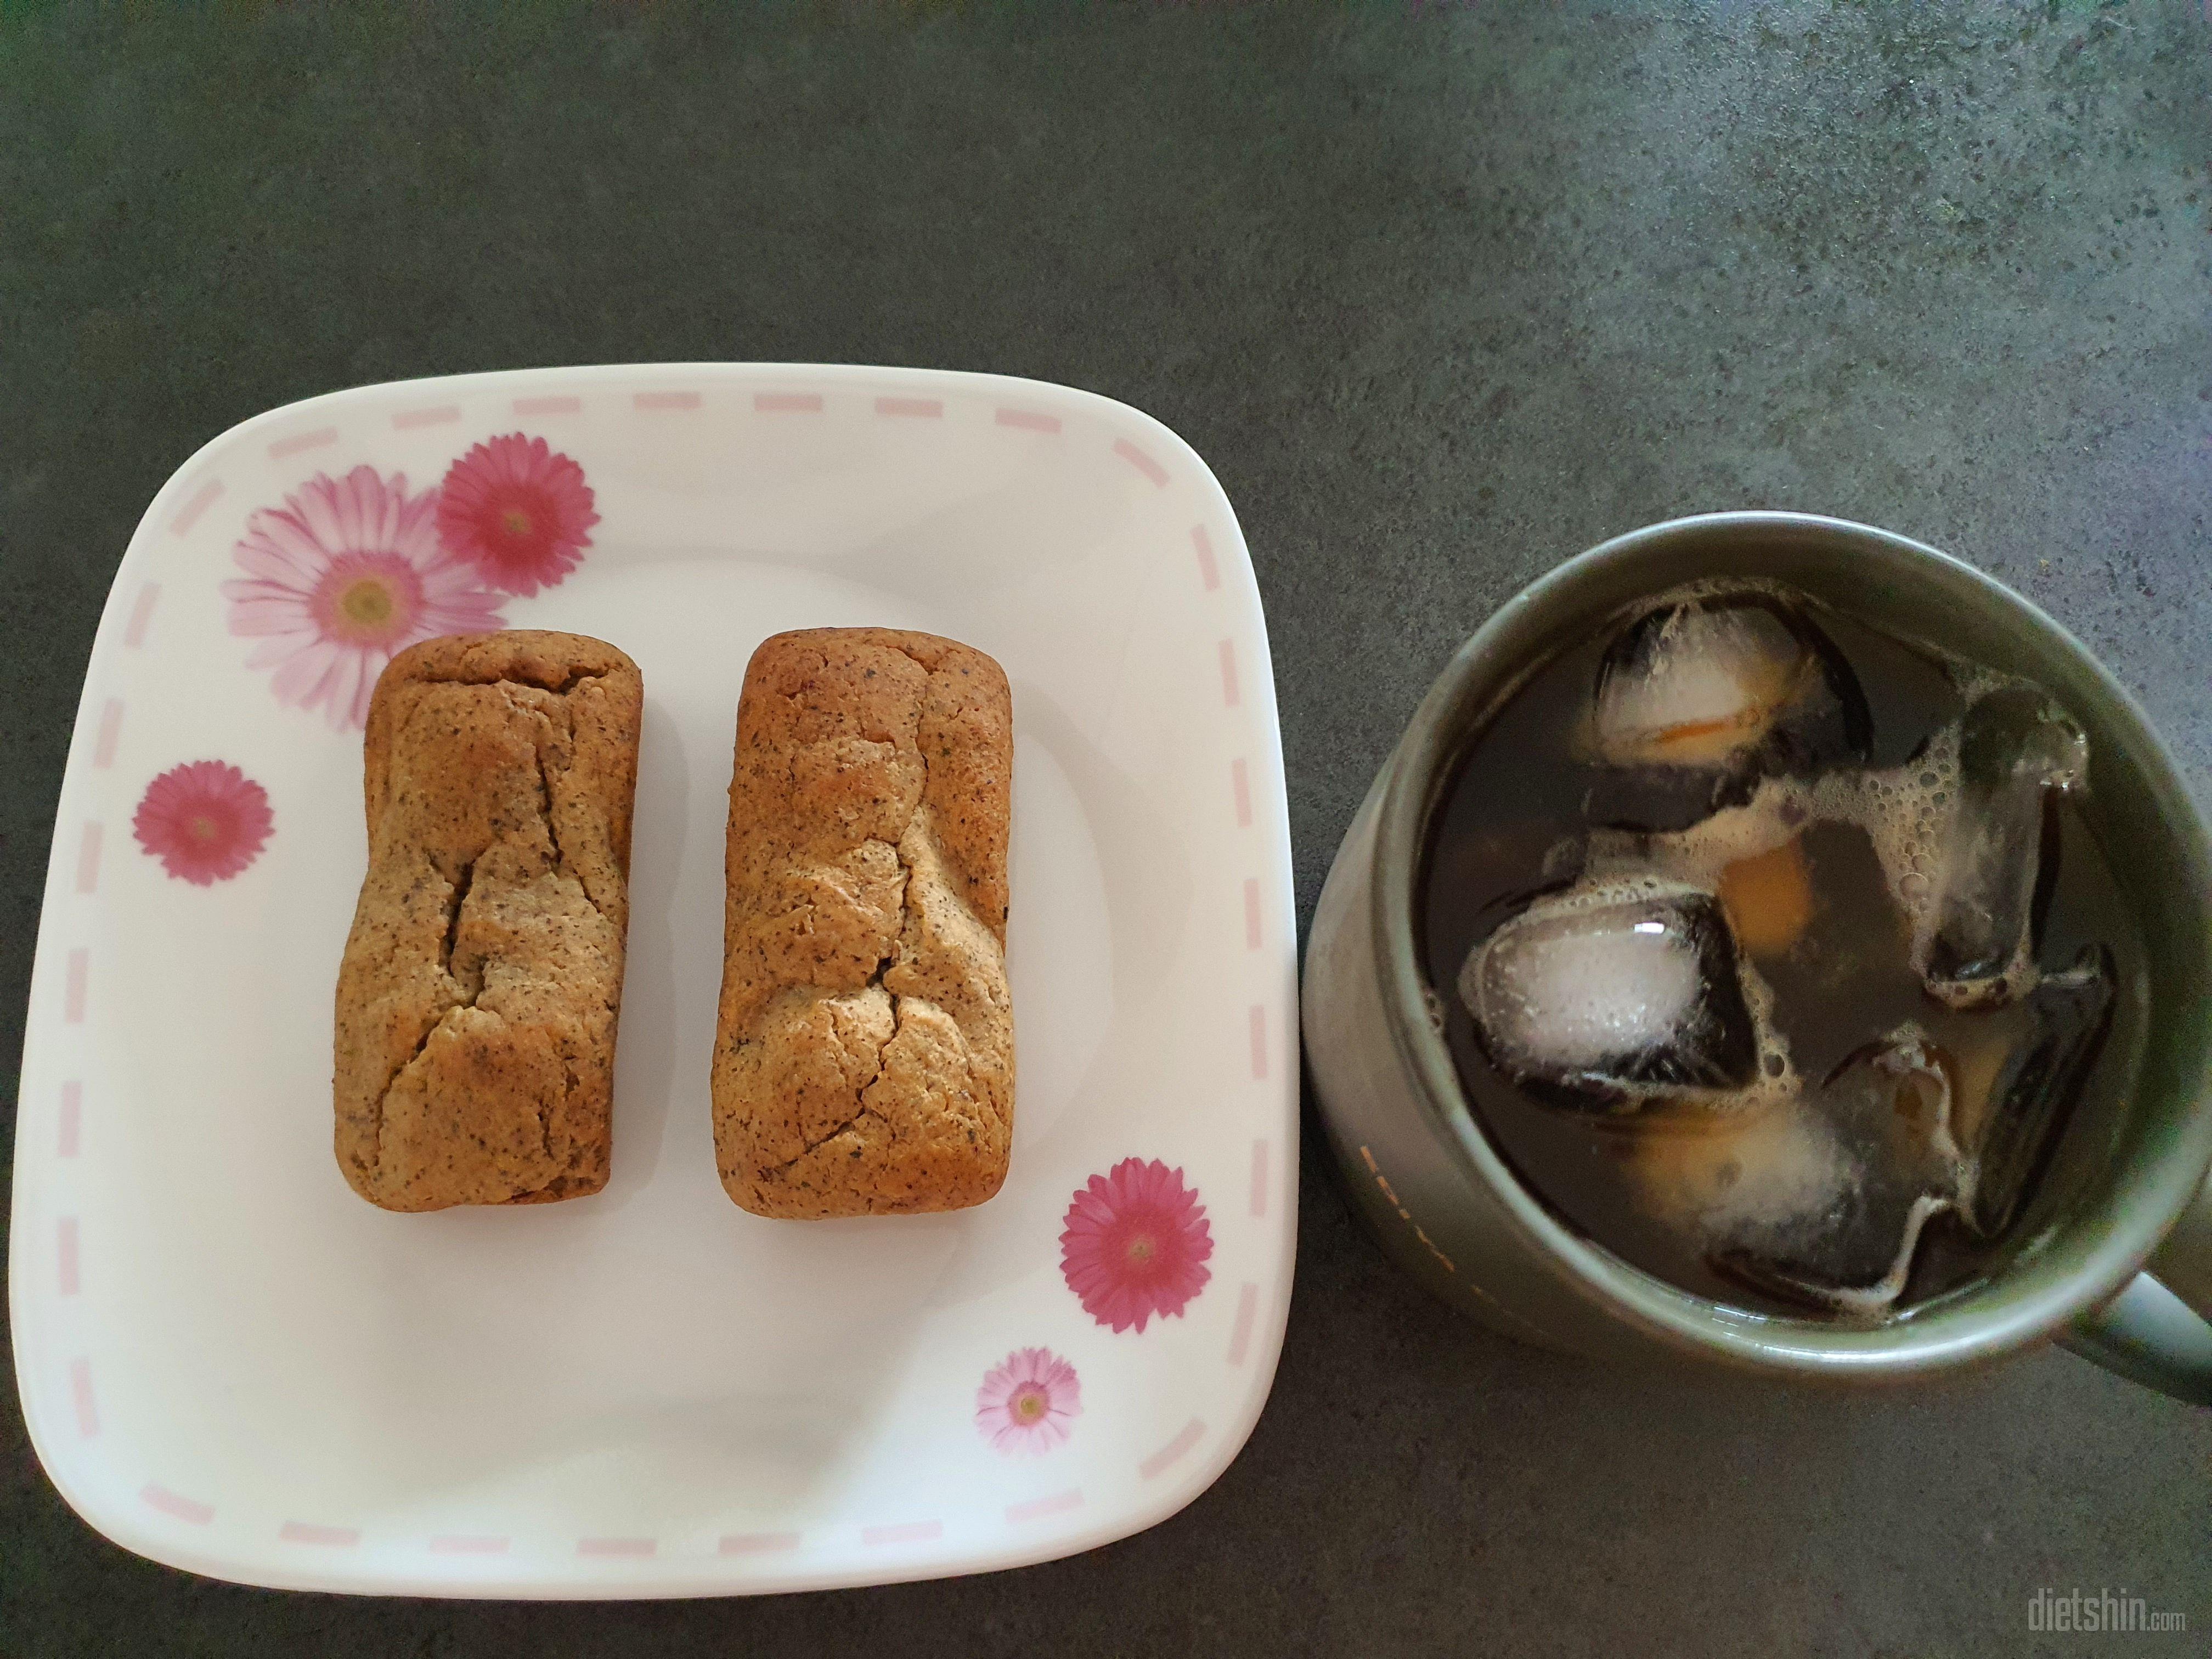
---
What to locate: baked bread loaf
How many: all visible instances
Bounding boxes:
[334,631,641,1211]
[713,628,1014,1218]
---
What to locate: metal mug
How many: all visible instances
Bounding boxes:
[1302,511,2212,1402]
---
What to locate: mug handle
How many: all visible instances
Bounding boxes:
[2059,1171,2212,1406]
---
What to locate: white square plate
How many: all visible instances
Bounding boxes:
[9,364,1297,1596]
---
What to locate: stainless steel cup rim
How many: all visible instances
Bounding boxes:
[1370,510,2212,1378]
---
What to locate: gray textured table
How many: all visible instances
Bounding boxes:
[4,4,2208,1654]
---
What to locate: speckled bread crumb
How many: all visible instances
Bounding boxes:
[333,630,641,1212]
[713,628,1014,1218]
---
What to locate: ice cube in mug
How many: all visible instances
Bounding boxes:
[1711,1029,1966,1318]
[1583,588,1872,831]
[1924,686,2089,1009]
[1459,877,1762,1107]
[1959,944,2115,1239]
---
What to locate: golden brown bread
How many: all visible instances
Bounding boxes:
[713,628,1014,1218]
[334,630,641,1211]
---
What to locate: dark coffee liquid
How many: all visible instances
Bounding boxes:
[1418,588,2147,1319]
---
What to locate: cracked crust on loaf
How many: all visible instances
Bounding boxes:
[713,628,1014,1218]
[334,631,641,1211]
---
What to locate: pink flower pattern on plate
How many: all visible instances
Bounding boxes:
[1060,1157,1214,1333]
[131,761,274,884]
[974,1347,1081,1455]
[222,466,506,730]
[435,433,600,596]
